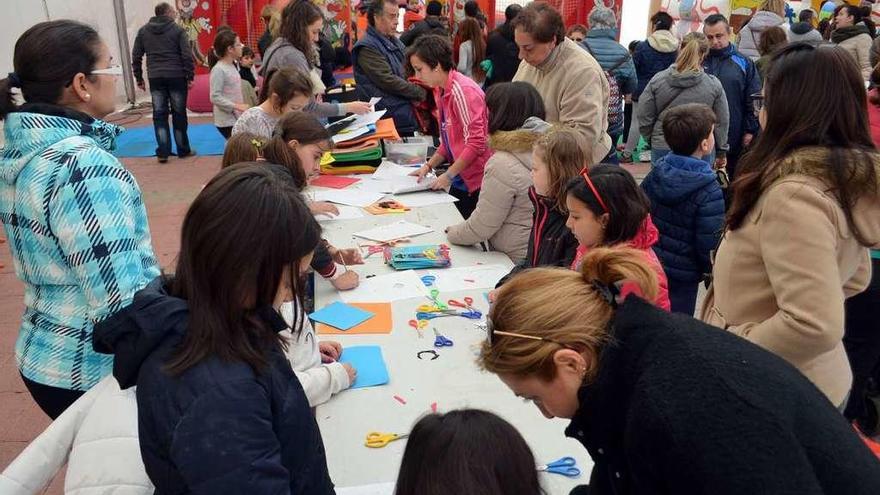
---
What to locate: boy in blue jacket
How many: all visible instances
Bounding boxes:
[641,103,724,315]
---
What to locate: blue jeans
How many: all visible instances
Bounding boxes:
[149,77,191,158]
[603,133,621,165]
[651,148,715,165]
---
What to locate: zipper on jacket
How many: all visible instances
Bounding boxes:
[530,188,549,267]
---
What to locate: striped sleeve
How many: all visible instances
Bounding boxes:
[450,80,488,165]
[47,142,159,323]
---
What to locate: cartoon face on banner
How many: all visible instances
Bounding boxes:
[659,0,729,36]
[177,0,212,68]
[312,0,351,47]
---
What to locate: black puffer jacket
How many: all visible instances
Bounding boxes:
[93,278,335,495]
[566,297,880,495]
[498,187,577,286]
[132,16,194,83]
[400,16,449,47]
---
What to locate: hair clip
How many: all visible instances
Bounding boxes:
[590,280,620,308]
[251,138,264,150]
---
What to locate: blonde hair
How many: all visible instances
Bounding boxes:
[759,0,785,17]
[268,11,282,38]
[533,126,593,212]
[478,247,658,381]
[675,32,709,73]
[222,132,266,168]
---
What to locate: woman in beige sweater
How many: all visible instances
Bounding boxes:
[446,82,549,263]
[702,43,880,408]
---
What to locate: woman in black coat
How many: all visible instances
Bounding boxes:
[479,246,880,495]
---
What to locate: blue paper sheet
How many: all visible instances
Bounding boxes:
[339,345,389,389]
[309,301,375,331]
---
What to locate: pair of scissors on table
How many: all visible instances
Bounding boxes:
[427,289,448,310]
[447,297,482,317]
[433,328,453,347]
[365,431,409,448]
[537,457,581,478]
[408,318,427,338]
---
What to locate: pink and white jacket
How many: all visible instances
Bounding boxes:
[435,69,493,192]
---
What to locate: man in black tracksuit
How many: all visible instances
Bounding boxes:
[132,2,195,162]
[703,14,761,181]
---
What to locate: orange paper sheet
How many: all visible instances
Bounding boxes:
[316,302,393,335]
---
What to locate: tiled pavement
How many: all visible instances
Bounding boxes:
[0,115,650,492]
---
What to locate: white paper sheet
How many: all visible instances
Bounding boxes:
[335,482,395,495]
[312,189,386,208]
[348,109,387,130]
[360,176,437,195]
[389,191,458,207]
[339,270,429,303]
[371,162,419,180]
[352,220,433,242]
[315,205,365,222]
[427,264,511,291]
[332,125,373,144]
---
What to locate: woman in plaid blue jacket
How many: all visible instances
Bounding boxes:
[0,21,159,418]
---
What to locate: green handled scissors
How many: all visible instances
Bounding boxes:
[428,289,447,310]
[365,431,409,448]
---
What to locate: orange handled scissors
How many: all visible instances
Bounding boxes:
[447,297,475,311]
[365,431,409,448]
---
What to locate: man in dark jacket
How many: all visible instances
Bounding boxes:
[352,0,426,135]
[703,14,761,179]
[484,4,522,87]
[132,2,195,163]
[400,1,449,47]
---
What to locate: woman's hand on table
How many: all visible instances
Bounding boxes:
[319,341,342,363]
[310,201,339,217]
[430,173,451,190]
[343,363,358,384]
[331,270,360,290]
[411,164,432,182]
[344,101,372,115]
[331,247,364,265]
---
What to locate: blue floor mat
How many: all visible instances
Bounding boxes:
[113,123,226,158]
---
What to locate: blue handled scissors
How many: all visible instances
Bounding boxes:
[537,457,581,478]
[433,328,453,347]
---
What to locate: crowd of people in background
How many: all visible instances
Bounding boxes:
[2,0,880,493]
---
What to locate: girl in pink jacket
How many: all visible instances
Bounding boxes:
[409,35,493,219]
[566,164,671,311]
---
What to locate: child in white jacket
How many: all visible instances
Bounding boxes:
[282,303,356,406]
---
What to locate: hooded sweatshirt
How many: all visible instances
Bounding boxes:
[0,103,159,392]
[446,117,549,263]
[92,278,335,494]
[787,21,823,43]
[570,215,671,311]
[132,15,194,83]
[633,29,679,100]
[640,153,725,283]
[737,11,785,60]
[637,66,730,156]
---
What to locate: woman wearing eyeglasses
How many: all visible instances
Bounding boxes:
[701,42,880,409]
[0,21,159,418]
[479,247,880,495]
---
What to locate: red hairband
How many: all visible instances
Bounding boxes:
[580,168,609,213]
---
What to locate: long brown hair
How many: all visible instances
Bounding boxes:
[166,163,322,375]
[262,111,332,189]
[259,67,314,109]
[533,126,593,212]
[222,132,266,168]
[728,43,879,245]
[458,18,486,81]
[279,0,324,66]
[478,247,658,381]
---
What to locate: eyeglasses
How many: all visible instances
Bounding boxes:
[580,168,609,213]
[90,65,123,76]
[751,93,764,114]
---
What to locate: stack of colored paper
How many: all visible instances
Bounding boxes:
[384,244,451,270]
[322,119,402,175]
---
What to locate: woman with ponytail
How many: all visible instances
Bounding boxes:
[637,32,729,164]
[479,247,880,495]
[0,21,159,418]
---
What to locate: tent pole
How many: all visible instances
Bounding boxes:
[112,0,137,107]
